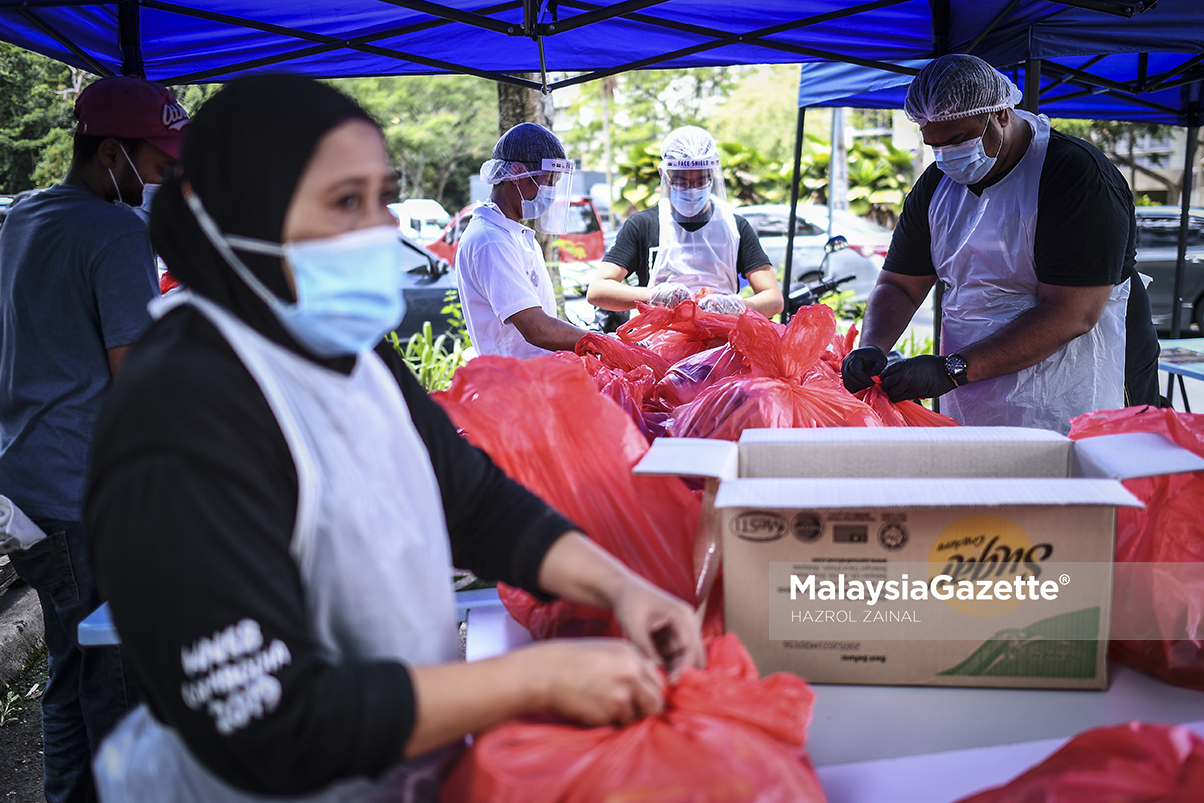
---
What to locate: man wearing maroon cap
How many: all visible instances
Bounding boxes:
[0,75,187,803]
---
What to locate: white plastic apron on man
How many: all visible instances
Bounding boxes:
[931,109,1127,434]
[650,199,740,294]
[94,291,459,803]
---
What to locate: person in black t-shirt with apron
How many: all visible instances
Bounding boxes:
[841,55,1159,434]
[587,126,782,322]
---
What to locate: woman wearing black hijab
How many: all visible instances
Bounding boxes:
[84,75,702,802]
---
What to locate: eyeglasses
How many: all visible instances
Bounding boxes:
[667,176,713,191]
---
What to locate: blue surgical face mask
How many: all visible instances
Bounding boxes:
[670,186,711,217]
[186,194,406,357]
[132,183,160,225]
[519,180,557,220]
[932,118,999,186]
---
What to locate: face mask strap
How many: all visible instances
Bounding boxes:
[184,192,287,310]
[119,143,145,189]
[983,115,1004,160]
[107,168,123,205]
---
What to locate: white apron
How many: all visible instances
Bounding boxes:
[95,292,459,803]
[931,110,1128,434]
[651,198,741,294]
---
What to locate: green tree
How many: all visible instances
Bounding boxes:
[0,44,78,193]
[562,68,741,173]
[337,75,496,212]
[707,64,806,163]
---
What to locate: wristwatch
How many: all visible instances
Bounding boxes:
[944,353,970,387]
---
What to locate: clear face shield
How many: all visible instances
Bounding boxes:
[521,157,575,235]
[660,157,725,221]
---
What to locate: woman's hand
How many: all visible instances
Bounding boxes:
[521,639,665,726]
[536,533,706,681]
[610,574,705,681]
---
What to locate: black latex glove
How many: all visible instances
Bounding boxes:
[880,355,957,402]
[841,346,888,393]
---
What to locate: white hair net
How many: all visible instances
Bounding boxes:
[904,54,1023,127]
[661,125,718,165]
[658,125,727,208]
[479,122,570,184]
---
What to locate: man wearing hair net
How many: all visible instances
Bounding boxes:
[587,126,782,319]
[841,54,1160,433]
[456,123,588,357]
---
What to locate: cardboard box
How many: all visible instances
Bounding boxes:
[634,427,1204,690]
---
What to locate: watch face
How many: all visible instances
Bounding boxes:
[946,354,968,383]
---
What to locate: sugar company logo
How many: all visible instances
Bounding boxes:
[731,511,787,542]
[792,513,822,543]
[878,523,908,551]
[927,514,1053,616]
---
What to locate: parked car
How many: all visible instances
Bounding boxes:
[389,198,450,245]
[735,203,892,301]
[395,232,458,342]
[426,196,606,265]
[1134,206,1204,334]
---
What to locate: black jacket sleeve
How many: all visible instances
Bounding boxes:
[85,308,573,796]
[86,308,415,795]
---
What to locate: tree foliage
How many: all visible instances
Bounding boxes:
[337,75,496,212]
[0,44,78,193]
[615,126,913,227]
[561,68,740,166]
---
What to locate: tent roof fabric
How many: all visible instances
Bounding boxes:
[796,0,1204,126]
[0,0,1065,89]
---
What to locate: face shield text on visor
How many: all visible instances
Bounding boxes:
[661,157,724,221]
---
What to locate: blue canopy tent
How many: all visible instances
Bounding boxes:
[791,1,1204,345]
[0,0,1179,326]
[0,0,1079,90]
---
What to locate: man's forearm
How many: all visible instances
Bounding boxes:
[957,299,1098,383]
[587,279,652,311]
[859,281,924,353]
[507,307,586,352]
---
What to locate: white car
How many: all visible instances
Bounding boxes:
[735,203,893,301]
[389,198,451,245]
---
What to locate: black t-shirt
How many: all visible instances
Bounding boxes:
[602,206,772,286]
[885,128,1138,286]
[884,126,1159,402]
[85,305,574,795]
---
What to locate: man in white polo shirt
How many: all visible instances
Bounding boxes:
[455,123,588,358]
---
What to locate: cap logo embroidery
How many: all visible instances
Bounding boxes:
[162,102,189,131]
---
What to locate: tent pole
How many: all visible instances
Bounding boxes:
[783,104,806,324]
[118,0,144,78]
[1021,58,1041,113]
[1169,81,1200,342]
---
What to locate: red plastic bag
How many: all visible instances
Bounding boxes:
[1067,407,1204,690]
[440,634,827,803]
[668,310,880,439]
[955,722,1204,803]
[433,355,702,639]
[575,332,673,380]
[616,301,743,364]
[653,343,748,410]
[858,377,961,427]
[580,356,666,441]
